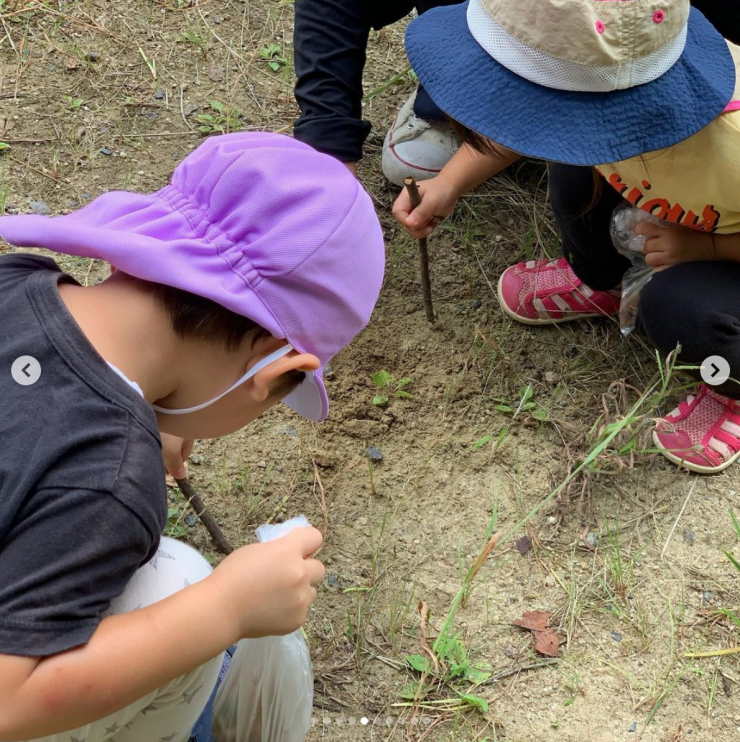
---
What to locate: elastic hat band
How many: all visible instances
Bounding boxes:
[152,344,295,416]
[467,0,688,92]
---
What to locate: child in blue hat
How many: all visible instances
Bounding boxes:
[394,0,740,475]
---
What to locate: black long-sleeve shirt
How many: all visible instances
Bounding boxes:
[293,0,740,163]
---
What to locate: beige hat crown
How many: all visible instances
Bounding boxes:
[471,0,691,92]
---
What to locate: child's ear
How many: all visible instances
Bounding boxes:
[247,347,320,403]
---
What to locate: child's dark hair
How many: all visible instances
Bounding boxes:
[448,118,507,158]
[135,278,305,398]
[449,117,610,214]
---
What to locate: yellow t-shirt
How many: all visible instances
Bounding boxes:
[597,43,740,235]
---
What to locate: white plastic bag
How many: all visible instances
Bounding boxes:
[610,203,668,337]
[212,516,314,742]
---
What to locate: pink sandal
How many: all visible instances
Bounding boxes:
[497,257,621,325]
[654,385,740,474]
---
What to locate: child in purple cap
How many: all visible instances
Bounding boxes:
[0,132,384,742]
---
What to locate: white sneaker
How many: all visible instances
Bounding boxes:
[381,91,461,187]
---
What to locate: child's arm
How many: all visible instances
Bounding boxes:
[637,221,740,268]
[392,142,519,239]
[0,528,323,740]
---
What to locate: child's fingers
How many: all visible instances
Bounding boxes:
[644,250,666,267]
[405,224,435,239]
[635,221,664,238]
[281,525,324,556]
[392,192,413,224]
[641,235,662,253]
[306,558,326,586]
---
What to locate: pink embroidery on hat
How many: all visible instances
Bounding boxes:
[596,20,605,34]
[653,10,665,24]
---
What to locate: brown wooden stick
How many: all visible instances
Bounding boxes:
[176,477,234,555]
[404,176,435,323]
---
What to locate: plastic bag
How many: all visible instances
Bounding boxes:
[212,516,314,742]
[610,203,668,337]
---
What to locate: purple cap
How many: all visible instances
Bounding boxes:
[0,133,385,421]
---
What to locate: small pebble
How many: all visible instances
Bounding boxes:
[185,514,198,527]
[586,532,599,548]
[684,529,696,545]
[154,90,165,100]
[365,446,383,462]
[190,454,203,466]
[544,371,559,384]
[628,722,637,733]
[213,15,222,23]
[29,200,51,215]
[99,147,113,156]
[85,51,100,62]
[326,573,339,586]
[702,591,717,604]
[558,400,569,408]
[470,299,482,311]
[611,631,623,642]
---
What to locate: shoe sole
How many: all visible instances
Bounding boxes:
[652,429,740,474]
[496,271,607,326]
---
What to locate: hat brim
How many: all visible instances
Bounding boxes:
[283,367,328,422]
[406,5,736,166]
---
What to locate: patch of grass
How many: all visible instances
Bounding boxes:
[401,511,500,719]
[196,100,242,135]
[259,43,286,72]
[493,384,549,422]
[64,95,84,110]
[370,369,412,409]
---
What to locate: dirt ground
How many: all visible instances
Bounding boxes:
[1,1,739,740]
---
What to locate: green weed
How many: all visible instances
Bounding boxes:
[64,96,84,110]
[493,384,549,422]
[196,100,242,135]
[370,369,412,408]
[402,512,499,717]
[259,43,287,72]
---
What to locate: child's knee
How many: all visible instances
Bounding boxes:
[640,268,738,361]
[107,538,213,616]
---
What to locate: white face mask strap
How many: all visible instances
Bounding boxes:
[152,344,295,416]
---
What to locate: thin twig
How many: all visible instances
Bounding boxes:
[312,460,330,539]
[485,659,560,684]
[404,177,435,323]
[176,477,234,555]
[661,478,698,560]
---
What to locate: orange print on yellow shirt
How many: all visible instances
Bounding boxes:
[607,173,721,233]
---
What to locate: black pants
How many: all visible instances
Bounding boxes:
[293,0,462,162]
[550,165,740,399]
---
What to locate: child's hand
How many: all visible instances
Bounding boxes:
[161,433,193,479]
[637,221,716,270]
[211,527,325,639]
[392,176,460,239]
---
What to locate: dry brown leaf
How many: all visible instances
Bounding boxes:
[512,610,550,632]
[515,535,533,555]
[532,628,560,658]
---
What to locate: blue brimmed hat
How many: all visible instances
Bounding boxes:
[405,0,736,166]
